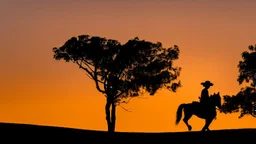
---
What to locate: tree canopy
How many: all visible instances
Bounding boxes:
[52,35,181,132]
[221,45,256,118]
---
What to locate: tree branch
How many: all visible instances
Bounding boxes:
[76,61,105,94]
[118,104,132,112]
[76,61,95,79]
[77,61,105,85]
[79,60,106,84]
[94,64,105,94]
[114,90,127,99]
[251,113,256,118]
[81,58,94,72]
[104,78,108,92]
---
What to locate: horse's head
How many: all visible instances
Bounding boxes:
[210,92,222,109]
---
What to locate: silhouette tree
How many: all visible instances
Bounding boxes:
[52,35,182,132]
[221,45,256,118]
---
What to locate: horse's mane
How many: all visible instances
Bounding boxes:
[210,92,220,101]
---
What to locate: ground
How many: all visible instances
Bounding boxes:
[0,122,254,143]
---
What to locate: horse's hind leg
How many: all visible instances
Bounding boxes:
[183,110,193,131]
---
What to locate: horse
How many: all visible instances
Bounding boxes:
[175,92,222,131]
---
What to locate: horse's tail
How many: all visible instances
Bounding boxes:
[175,104,186,125]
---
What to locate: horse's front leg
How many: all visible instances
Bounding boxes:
[201,118,214,131]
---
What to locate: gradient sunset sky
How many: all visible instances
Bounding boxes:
[1,0,256,132]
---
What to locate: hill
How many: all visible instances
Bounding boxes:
[0,122,255,143]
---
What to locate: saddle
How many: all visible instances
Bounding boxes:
[192,101,210,109]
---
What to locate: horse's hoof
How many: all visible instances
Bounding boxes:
[188,125,192,131]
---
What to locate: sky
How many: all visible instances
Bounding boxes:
[0,0,256,132]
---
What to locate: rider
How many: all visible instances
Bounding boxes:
[199,80,214,108]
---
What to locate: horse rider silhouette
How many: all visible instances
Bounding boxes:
[199,80,214,108]
[175,80,221,131]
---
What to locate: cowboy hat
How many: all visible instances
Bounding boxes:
[201,80,213,87]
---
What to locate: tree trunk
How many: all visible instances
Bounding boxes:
[111,101,116,131]
[105,99,116,133]
[105,100,112,132]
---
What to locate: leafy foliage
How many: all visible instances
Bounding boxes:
[237,45,256,86]
[221,45,256,118]
[221,87,256,118]
[53,35,181,104]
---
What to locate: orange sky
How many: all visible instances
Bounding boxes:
[1,0,256,132]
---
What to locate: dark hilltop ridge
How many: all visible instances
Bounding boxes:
[0,122,255,143]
